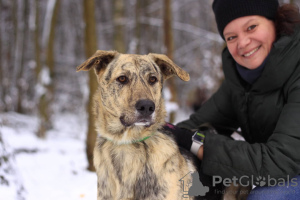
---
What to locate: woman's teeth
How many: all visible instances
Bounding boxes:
[244,47,260,57]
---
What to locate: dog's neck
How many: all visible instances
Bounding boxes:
[100,131,156,145]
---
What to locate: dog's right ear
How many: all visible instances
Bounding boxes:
[76,50,117,75]
[148,53,190,81]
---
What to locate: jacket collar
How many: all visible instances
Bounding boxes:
[236,55,268,85]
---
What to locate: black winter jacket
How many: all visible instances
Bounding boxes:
[177,27,300,184]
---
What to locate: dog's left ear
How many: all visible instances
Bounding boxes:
[148,53,190,81]
[76,50,118,75]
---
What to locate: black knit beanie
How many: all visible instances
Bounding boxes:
[213,0,279,39]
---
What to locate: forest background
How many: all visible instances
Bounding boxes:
[0,0,298,199]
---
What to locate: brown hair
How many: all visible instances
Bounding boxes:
[275,4,300,36]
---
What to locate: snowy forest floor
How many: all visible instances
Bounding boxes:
[0,112,97,200]
[0,110,244,200]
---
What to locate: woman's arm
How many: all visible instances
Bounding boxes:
[201,83,300,185]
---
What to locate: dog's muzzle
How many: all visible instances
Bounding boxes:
[135,99,155,117]
[120,100,155,127]
[134,99,155,126]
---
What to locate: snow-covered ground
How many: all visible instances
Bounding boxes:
[0,105,243,200]
[0,112,97,200]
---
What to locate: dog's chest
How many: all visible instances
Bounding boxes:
[96,137,181,198]
[107,140,177,178]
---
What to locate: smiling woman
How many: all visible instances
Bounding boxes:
[165,0,300,199]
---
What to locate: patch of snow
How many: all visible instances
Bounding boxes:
[40,67,51,86]
[0,112,96,200]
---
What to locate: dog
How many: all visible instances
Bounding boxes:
[76,50,202,200]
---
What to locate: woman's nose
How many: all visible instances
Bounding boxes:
[238,36,251,49]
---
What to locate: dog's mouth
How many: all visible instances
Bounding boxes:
[120,116,153,127]
[134,119,151,127]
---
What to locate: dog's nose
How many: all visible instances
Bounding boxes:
[135,100,155,116]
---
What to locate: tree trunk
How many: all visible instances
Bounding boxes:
[0,0,3,111]
[113,0,126,53]
[134,0,141,54]
[163,0,177,123]
[16,0,29,113]
[46,0,59,96]
[37,0,59,138]
[34,0,42,81]
[8,0,18,112]
[83,0,98,172]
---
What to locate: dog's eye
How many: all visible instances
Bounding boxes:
[149,76,158,85]
[117,76,129,84]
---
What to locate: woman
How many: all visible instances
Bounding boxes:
[165,0,300,198]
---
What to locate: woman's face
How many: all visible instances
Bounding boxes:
[223,15,276,70]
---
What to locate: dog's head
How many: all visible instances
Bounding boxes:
[77,50,189,142]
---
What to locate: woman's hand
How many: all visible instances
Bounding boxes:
[162,123,194,151]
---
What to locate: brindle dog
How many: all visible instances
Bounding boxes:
[77,50,198,200]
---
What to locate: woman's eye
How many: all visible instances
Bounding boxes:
[226,36,236,42]
[149,76,158,85]
[247,25,257,31]
[117,76,129,84]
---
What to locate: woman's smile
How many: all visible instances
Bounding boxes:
[242,46,261,57]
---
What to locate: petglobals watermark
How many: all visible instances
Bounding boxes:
[212,175,298,187]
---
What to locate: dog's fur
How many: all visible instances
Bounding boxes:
[77,50,198,200]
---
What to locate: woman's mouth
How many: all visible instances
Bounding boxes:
[243,46,261,57]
